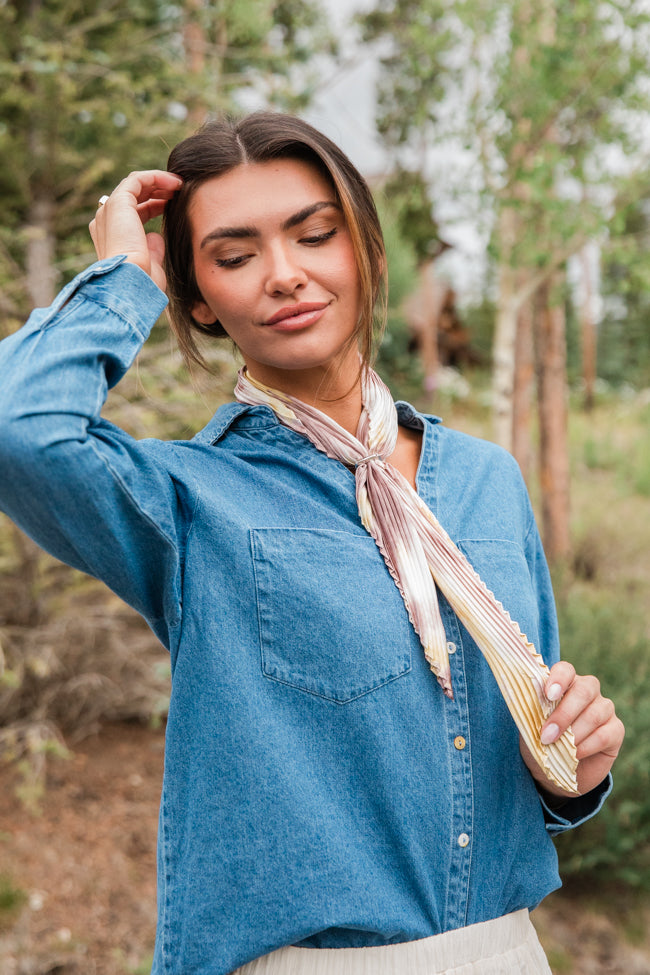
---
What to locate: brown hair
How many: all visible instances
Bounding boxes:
[163,112,386,371]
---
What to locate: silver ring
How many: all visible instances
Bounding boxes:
[354,453,382,469]
[98,195,110,207]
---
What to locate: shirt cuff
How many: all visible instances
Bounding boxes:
[539,774,613,836]
[40,257,169,339]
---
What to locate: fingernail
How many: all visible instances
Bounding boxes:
[547,683,563,702]
[541,723,560,745]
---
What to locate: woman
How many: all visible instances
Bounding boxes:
[0,113,624,975]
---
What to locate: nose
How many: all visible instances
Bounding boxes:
[264,241,308,296]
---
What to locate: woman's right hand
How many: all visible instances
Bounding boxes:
[89,170,183,292]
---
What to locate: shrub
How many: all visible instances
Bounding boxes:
[0,520,171,805]
[553,589,650,888]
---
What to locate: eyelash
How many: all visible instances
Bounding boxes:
[214,254,250,268]
[301,227,338,245]
[213,228,338,268]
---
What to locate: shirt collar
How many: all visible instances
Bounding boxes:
[395,400,442,431]
[195,399,442,446]
[193,402,279,446]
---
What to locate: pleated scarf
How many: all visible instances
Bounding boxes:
[235,366,578,794]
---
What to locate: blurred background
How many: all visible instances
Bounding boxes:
[0,1,649,972]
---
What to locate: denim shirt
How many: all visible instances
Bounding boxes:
[0,258,610,975]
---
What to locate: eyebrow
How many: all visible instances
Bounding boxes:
[199,201,340,250]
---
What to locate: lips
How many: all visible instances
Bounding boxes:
[262,302,329,329]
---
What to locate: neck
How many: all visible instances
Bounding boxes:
[313,381,364,435]
[244,359,366,436]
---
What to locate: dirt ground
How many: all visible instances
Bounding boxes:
[1,722,649,975]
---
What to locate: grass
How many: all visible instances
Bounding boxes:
[0,875,26,929]
[544,947,573,975]
[112,947,155,974]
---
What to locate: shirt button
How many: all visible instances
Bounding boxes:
[454,735,466,750]
[447,642,457,654]
[458,833,470,848]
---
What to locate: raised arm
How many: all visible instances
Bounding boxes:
[0,172,189,648]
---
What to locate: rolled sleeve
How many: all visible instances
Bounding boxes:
[539,774,613,836]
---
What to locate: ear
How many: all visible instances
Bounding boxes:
[191,299,216,325]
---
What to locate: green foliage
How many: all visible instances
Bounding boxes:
[128,954,155,975]
[382,169,444,262]
[599,199,650,389]
[359,0,650,330]
[544,946,572,975]
[0,2,183,213]
[506,0,650,268]
[373,190,423,397]
[0,874,26,929]
[360,0,450,145]
[582,435,620,473]
[113,947,155,974]
[461,299,496,363]
[553,591,650,888]
[376,309,425,403]
[374,191,419,308]
[631,444,650,497]
[579,408,650,497]
[176,0,334,113]
[0,0,335,314]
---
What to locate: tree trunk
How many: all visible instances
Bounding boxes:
[419,261,441,397]
[580,245,598,412]
[184,0,208,127]
[403,260,444,400]
[512,291,535,482]
[23,0,57,310]
[535,272,571,564]
[25,194,56,309]
[493,262,519,451]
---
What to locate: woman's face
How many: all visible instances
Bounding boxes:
[189,158,362,394]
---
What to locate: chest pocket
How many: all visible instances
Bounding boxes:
[457,538,541,652]
[250,527,413,703]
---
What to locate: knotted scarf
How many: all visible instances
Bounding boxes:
[235,366,578,794]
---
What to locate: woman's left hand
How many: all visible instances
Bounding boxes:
[521,661,625,799]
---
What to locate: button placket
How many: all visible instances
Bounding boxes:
[440,610,473,931]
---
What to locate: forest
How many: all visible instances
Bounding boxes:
[0,1,649,972]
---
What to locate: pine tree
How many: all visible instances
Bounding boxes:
[0,0,334,323]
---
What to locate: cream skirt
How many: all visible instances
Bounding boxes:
[232,910,551,975]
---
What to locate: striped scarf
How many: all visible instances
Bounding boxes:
[235,366,578,794]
